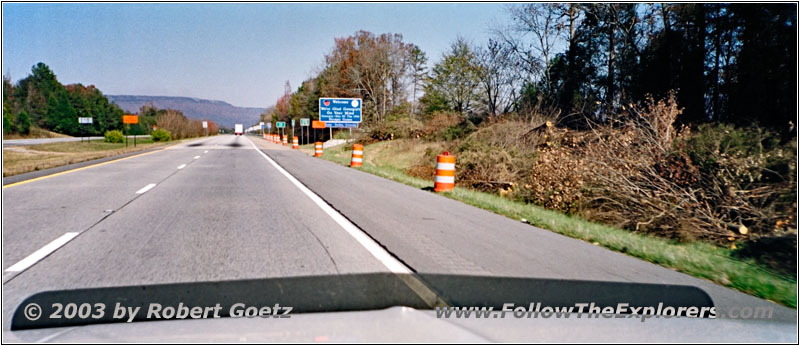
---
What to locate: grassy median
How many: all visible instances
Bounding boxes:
[3,137,174,177]
[306,140,797,308]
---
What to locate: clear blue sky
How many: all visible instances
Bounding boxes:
[2,3,508,108]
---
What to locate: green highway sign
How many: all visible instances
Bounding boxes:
[300,118,310,126]
[276,122,286,128]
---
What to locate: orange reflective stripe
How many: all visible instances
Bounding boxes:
[435,169,455,177]
[437,155,456,164]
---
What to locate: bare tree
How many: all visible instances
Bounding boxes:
[494,3,569,86]
[474,39,519,118]
[408,45,427,118]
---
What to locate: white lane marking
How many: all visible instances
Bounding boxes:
[204,150,209,153]
[177,164,187,170]
[193,156,200,159]
[5,233,80,272]
[245,137,409,273]
[244,137,446,307]
[136,183,157,194]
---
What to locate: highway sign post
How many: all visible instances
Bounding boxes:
[203,121,209,136]
[311,120,325,143]
[78,117,93,142]
[276,121,286,136]
[300,118,310,144]
[123,115,139,147]
[122,115,138,124]
[291,119,295,138]
[319,98,362,123]
[319,98,361,141]
[323,122,359,128]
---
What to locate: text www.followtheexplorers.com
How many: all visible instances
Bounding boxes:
[435,303,774,322]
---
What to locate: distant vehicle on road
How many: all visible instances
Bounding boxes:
[234,124,243,136]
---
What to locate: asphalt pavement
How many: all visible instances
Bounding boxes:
[1,135,387,329]
[1,134,795,336]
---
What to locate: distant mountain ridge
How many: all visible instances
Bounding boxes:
[107,95,264,129]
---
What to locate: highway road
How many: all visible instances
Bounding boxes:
[1,134,795,340]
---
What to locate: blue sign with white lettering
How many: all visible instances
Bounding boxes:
[319,98,362,123]
[325,122,360,128]
[266,123,272,130]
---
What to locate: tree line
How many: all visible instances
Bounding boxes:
[3,63,125,136]
[262,3,795,139]
[3,62,219,139]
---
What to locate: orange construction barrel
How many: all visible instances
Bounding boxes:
[351,144,363,167]
[314,142,323,157]
[434,151,455,192]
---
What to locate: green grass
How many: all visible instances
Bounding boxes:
[32,137,158,152]
[313,140,798,308]
[3,137,182,177]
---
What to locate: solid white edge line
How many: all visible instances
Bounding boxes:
[136,183,157,194]
[177,164,187,169]
[245,137,447,307]
[5,232,80,272]
[244,137,410,274]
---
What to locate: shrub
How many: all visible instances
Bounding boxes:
[3,112,12,135]
[361,118,424,142]
[151,129,171,142]
[333,130,351,140]
[104,130,124,143]
[155,110,213,139]
[15,110,30,135]
[421,111,463,140]
[452,120,538,192]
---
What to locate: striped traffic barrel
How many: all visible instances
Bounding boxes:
[434,152,456,192]
[314,142,323,157]
[282,135,288,146]
[351,144,363,167]
[292,136,299,149]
